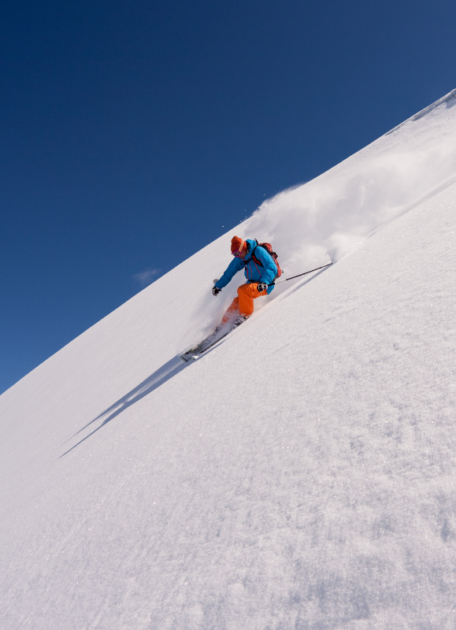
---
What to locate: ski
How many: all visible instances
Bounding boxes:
[180,317,247,362]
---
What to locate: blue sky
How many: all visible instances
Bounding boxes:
[1,0,454,395]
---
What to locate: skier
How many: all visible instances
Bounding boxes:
[180,236,280,361]
[212,236,278,326]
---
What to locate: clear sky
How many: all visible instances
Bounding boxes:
[1,0,454,395]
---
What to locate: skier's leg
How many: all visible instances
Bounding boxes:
[221,283,267,324]
[237,283,267,316]
[221,297,239,324]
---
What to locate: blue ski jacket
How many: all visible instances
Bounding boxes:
[214,239,278,295]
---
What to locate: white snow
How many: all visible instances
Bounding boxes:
[1,89,456,629]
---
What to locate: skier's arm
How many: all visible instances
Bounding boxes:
[255,246,278,286]
[214,258,244,290]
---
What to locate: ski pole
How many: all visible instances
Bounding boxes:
[269,262,332,286]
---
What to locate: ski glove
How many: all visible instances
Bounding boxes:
[212,286,221,296]
[257,282,268,293]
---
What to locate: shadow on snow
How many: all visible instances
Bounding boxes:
[60,355,188,457]
[60,265,332,458]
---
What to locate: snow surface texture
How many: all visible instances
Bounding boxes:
[1,90,456,629]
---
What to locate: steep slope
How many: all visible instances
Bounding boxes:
[1,91,456,629]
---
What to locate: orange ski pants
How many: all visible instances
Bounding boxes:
[221,282,268,323]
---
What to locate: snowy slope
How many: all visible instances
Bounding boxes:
[1,90,456,629]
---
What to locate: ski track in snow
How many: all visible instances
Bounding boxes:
[1,90,456,629]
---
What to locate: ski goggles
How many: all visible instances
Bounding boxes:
[232,249,242,257]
